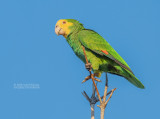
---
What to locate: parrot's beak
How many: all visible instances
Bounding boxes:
[55,25,65,36]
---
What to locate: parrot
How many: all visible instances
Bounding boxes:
[55,19,144,89]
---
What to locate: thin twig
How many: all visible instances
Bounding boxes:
[82,46,89,64]
[82,91,90,102]
[99,90,114,101]
[105,88,116,105]
[103,74,108,102]
[91,74,102,103]
[82,46,102,104]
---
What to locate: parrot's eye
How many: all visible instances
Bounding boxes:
[62,21,66,24]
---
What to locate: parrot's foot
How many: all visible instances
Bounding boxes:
[82,73,101,83]
[85,63,92,71]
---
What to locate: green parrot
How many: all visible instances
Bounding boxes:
[55,19,144,89]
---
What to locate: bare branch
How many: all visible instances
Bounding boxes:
[91,104,95,119]
[92,83,96,97]
[100,90,113,99]
[103,74,108,102]
[82,91,91,102]
[105,88,116,105]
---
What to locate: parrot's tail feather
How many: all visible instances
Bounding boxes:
[108,70,145,89]
[125,73,145,89]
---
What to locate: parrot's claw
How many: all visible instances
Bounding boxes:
[85,63,92,71]
[82,74,101,83]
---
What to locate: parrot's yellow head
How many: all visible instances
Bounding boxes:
[55,19,84,38]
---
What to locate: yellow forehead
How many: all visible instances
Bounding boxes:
[56,19,73,35]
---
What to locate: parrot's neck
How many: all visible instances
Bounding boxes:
[65,25,84,38]
[66,29,85,63]
[66,25,83,48]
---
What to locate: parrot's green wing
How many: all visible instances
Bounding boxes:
[78,29,145,89]
[78,29,133,74]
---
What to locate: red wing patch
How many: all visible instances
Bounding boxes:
[101,50,134,74]
[101,50,109,55]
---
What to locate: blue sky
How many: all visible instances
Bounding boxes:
[0,0,160,119]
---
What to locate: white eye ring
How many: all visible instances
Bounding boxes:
[62,21,66,24]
